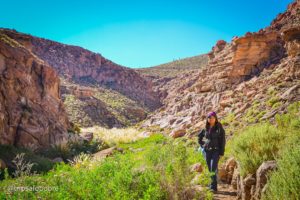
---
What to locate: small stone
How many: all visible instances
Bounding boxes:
[190,163,203,173]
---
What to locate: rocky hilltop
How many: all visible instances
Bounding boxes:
[0,33,71,149]
[140,0,300,134]
[0,29,161,128]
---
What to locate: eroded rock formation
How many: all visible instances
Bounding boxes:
[0,33,71,148]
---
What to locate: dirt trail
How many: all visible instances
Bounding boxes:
[213,183,237,200]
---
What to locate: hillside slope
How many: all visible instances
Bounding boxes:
[141,1,300,136]
[136,54,209,104]
[136,54,208,78]
[0,29,161,128]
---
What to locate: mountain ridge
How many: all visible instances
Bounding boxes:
[0,28,162,129]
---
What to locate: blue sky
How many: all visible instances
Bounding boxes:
[0,0,293,68]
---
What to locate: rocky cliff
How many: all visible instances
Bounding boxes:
[141,0,300,134]
[0,29,161,128]
[0,32,71,149]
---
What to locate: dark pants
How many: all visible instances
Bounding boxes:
[205,149,220,190]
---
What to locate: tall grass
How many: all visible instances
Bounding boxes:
[83,126,145,146]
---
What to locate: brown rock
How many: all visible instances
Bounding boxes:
[93,147,116,160]
[218,166,228,182]
[169,129,186,138]
[230,32,283,79]
[280,84,300,100]
[200,84,213,92]
[220,98,234,108]
[72,86,94,98]
[225,157,237,172]
[231,166,239,190]
[261,109,279,120]
[241,174,256,200]
[218,157,237,184]
[254,160,277,200]
[190,163,203,173]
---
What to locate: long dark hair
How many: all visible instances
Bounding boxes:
[205,114,219,130]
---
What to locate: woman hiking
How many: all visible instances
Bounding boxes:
[198,111,226,192]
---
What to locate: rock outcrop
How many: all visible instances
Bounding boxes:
[0,33,71,148]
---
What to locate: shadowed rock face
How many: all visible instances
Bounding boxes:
[282,27,300,57]
[0,29,161,111]
[0,34,70,148]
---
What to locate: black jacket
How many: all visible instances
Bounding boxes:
[198,122,226,156]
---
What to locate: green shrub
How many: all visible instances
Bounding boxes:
[266,87,277,96]
[39,139,104,161]
[145,137,210,200]
[230,101,300,178]
[271,101,282,109]
[0,145,54,178]
[231,123,282,177]
[220,112,235,126]
[261,102,300,199]
[0,134,212,199]
[266,97,279,107]
[262,137,300,200]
